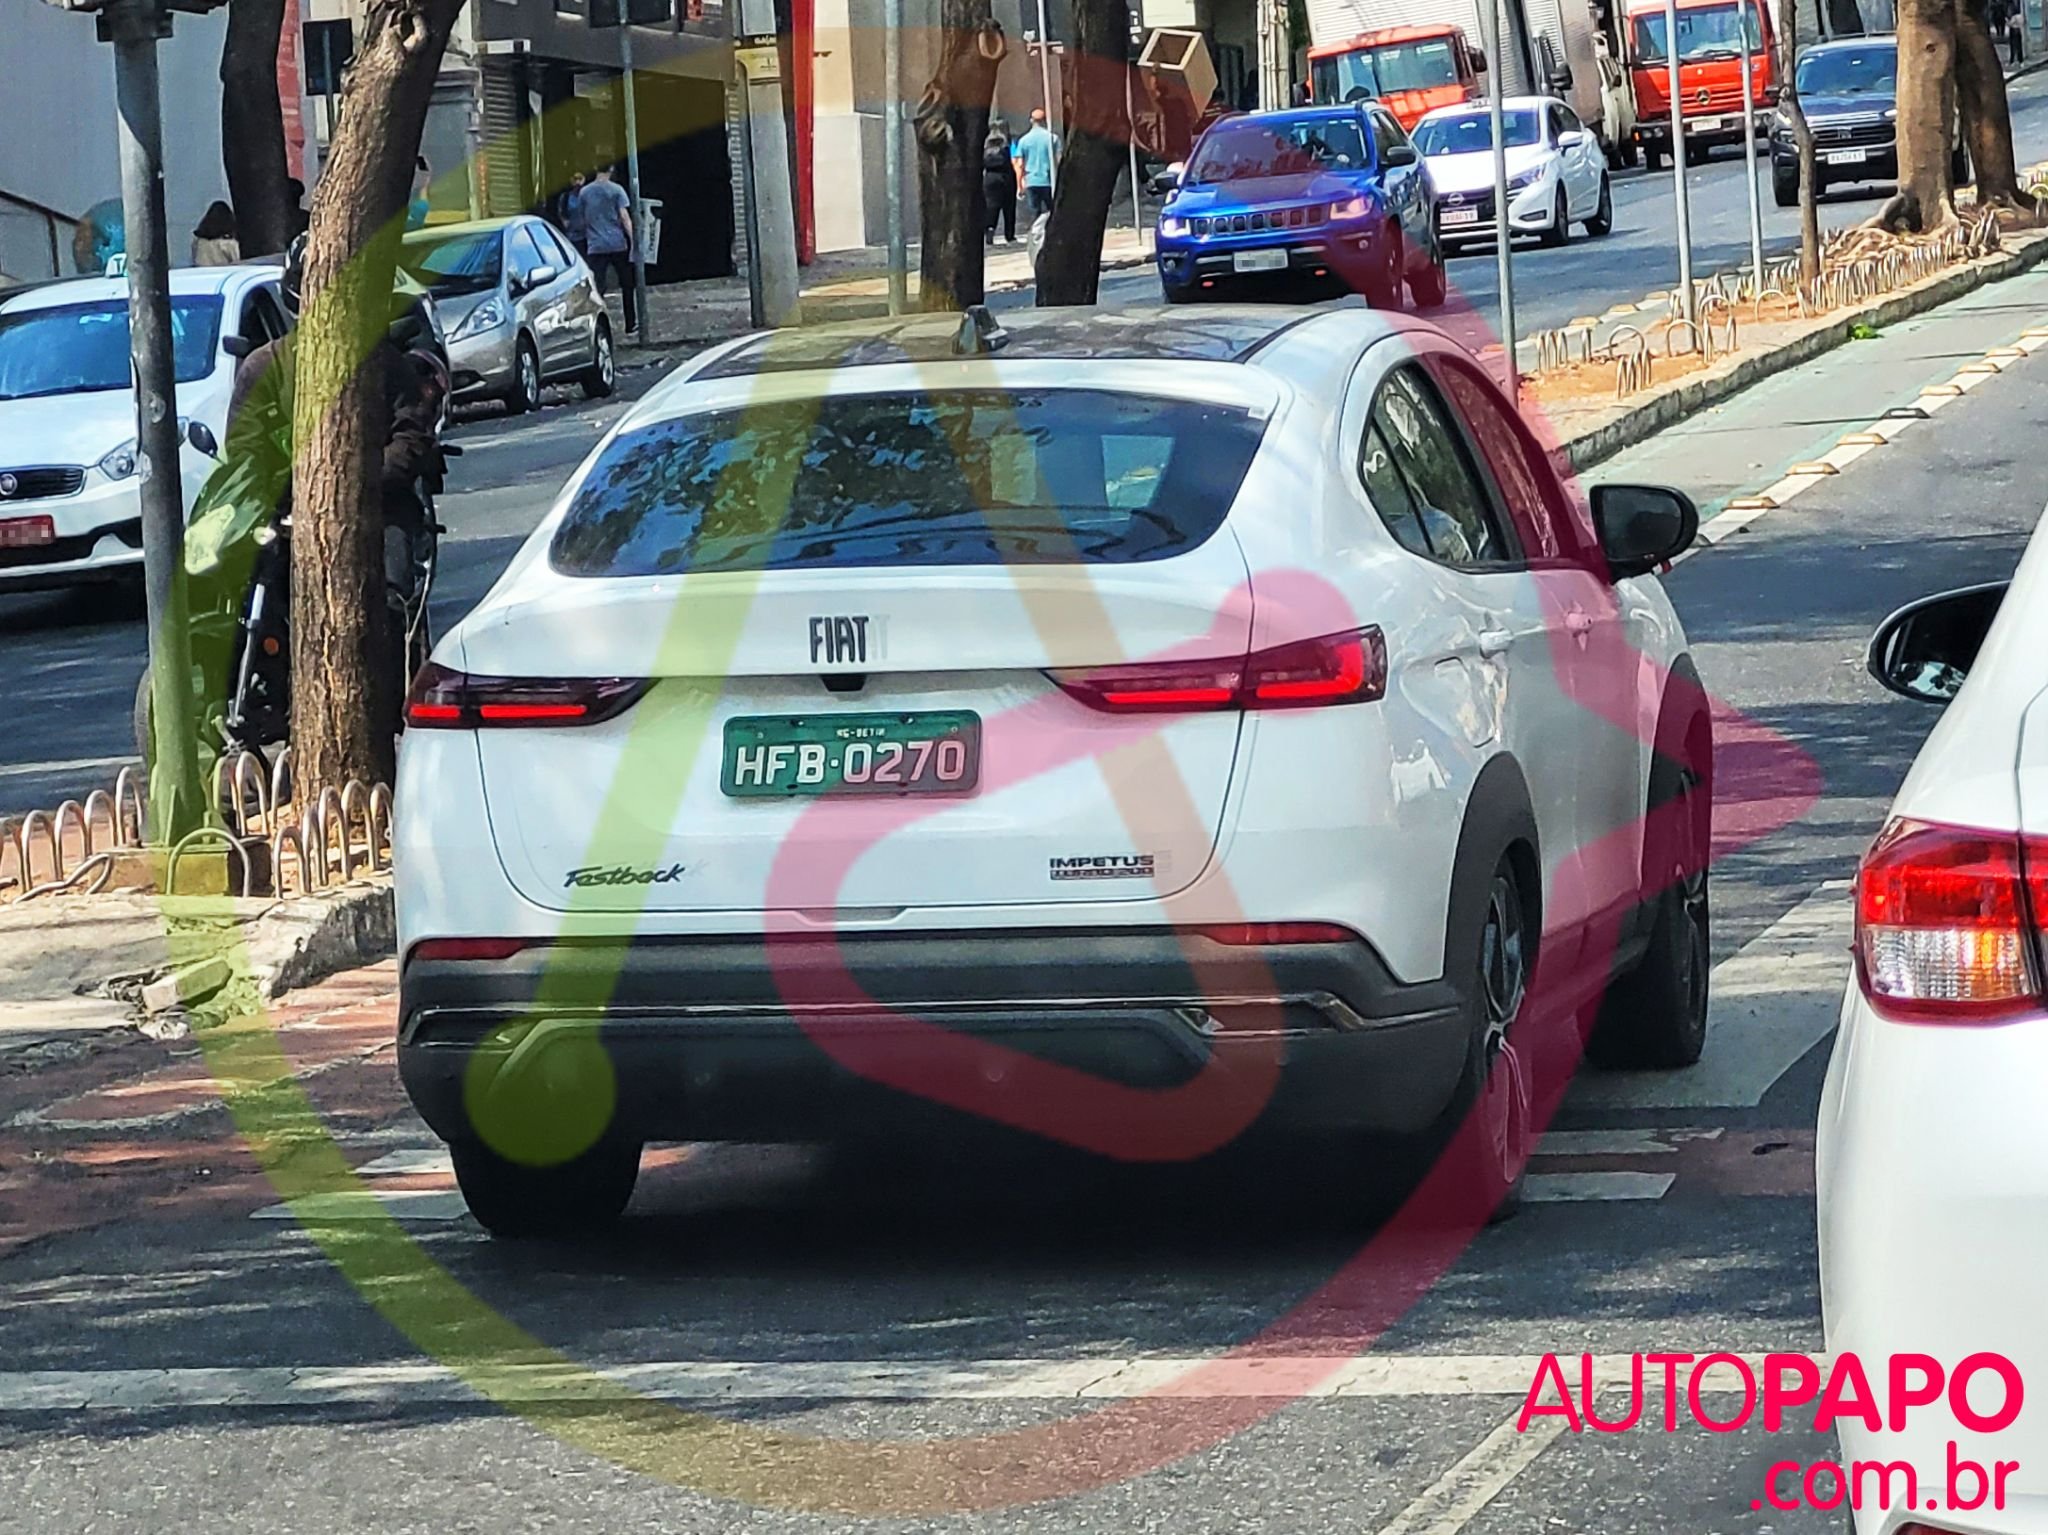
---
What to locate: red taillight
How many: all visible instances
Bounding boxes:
[1854,818,2048,1023]
[1050,629,1386,714]
[404,663,648,729]
[407,937,544,964]
[1194,922,1360,946]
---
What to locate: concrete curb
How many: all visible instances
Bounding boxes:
[1557,227,2048,471]
[136,882,394,1017]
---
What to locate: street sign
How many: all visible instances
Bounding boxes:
[588,0,669,27]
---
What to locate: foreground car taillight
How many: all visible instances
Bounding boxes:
[404,662,649,728]
[1854,818,2048,1022]
[1049,629,1386,714]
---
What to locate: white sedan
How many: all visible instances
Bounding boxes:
[1414,96,1614,249]
[1819,510,2048,1533]
[0,262,288,595]
[394,305,1708,1238]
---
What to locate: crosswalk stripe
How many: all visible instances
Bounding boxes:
[1523,1171,1676,1203]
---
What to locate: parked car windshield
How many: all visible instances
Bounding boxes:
[400,230,505,297]
[1186,117,1370,182]
[0,296,224,402]
[1796,45,1896,95]
[1632,3,1764,63]
[1413,109,1542,156]
[550,389,1269,575]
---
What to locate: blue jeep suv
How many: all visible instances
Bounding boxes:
[1156,104,1445,308]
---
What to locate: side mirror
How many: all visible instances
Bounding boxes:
[1548,67,1576,94]
[1558,129,1589,148]
[1591,483,1698,577]
[1865,582,2007,703]
[1150,162,1183,193]
[1382,142,1418,167]
[516,265,558,294]
[1472,47,1488,74]
[222,334,256,359]
[185,420,219,458]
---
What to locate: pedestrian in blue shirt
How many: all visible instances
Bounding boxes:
[580,165,639,336]
[1012,109,1060,218]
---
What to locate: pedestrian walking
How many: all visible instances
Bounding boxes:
[982,128,1017,243]
[407,156,432,232]
[1012,108,1060,220]
[581,164,639,337]
[560,170,590,258]
[285,178,309,243]
[190,201,240,267]
[2007,3,2026,67]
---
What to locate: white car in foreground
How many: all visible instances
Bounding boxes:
[395,305,1709,1238]
[0,263,289,594]
[1415,96,1613,249]
[1819,511,2048,1534]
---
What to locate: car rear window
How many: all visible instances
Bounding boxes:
[548,389,1267,576]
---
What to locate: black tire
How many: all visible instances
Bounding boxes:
[1951,144,1972,187]
[1773,166,1799,207]
[1586,176,1613,236]
[1542,190,1570,248]
[1684,140,1709,167]
[1643,142,1664,173]
[1161,278,1199,304]
[1364,225,1405,308]
[507,338,541,416]
[1409,236,1448,308]
[580,320,616,400]
[1586,742,1712,1070]
[451,1137,642,1239]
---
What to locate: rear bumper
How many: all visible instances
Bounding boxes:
[1637,111,1772,150]
[1771,141,1897,181]
[398,928,1470,1146]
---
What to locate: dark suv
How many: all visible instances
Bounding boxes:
[1773,38,1967,205]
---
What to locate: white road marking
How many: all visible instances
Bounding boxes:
[0,754,136,782]
[1522,1172,1676,1203]
[1569,885,1853,1111]
[1535,1128,1721,1157]
[0,1353,1808,1413]
[353,1148,454,1178]
[1372,1409,1570,1535]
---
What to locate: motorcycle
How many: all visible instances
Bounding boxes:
[134,332,455,783]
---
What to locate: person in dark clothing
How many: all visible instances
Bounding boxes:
[2007,3,2026,66]
[982,127,1017,243]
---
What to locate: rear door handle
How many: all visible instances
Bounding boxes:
[1564,609,1594,637]
[1477,627,1515,657]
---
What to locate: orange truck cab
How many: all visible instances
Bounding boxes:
[1307,24,1485,130]
[1623,0,1776,171]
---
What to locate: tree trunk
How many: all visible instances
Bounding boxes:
[915,0,1006,311]
[1893,0,1960,230]
[1035,0,1134,306]
[1779,0,1822,281]
[221,0,295,257]
[289,0,463,793]
[1954,0,2023,206]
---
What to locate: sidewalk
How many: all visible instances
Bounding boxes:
[616,224,1157,355]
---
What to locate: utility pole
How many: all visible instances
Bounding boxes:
[47,0,213,842]
[1478,0,1516,403]
[883,0,907,313]
[1033,0,1059,194]
[735,0,803,324]
[612,0,652,338]
[1737,0,1765,297]
[1663,0,1697,325]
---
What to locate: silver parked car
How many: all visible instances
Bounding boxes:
[400,216,615,414]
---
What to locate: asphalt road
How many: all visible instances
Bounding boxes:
[1,237,2046,1531]
[2,70,2045,819]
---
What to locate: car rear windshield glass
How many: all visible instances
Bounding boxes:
[1413,109,1541,156]
[401,231,504,296]
[1187,118,1369,182]
[1795,46,1895,95]
[0,296,224,402]
[549,390,1267,576]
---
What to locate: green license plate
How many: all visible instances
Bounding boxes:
[721,711,983,798]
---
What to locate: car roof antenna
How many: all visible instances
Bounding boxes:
[954,304,1010,356]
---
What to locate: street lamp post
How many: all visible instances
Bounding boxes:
[1478,0,1517,403]
[1737,0,1766,296]
[43,0,216,844]
[883,0,907,312]
[1034,0,1059,195]
[612,0,651,340]
[1664,0,1697,325]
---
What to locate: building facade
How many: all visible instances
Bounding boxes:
[0,0,232,285]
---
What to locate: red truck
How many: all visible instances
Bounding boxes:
[1306,23,1487,130]
[1621,0,1777,171]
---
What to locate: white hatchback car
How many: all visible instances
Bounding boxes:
[1819,511,2048,1533]
[394,306,1711,1237]
[0,263,290,593]
[1414,96,1614,249]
